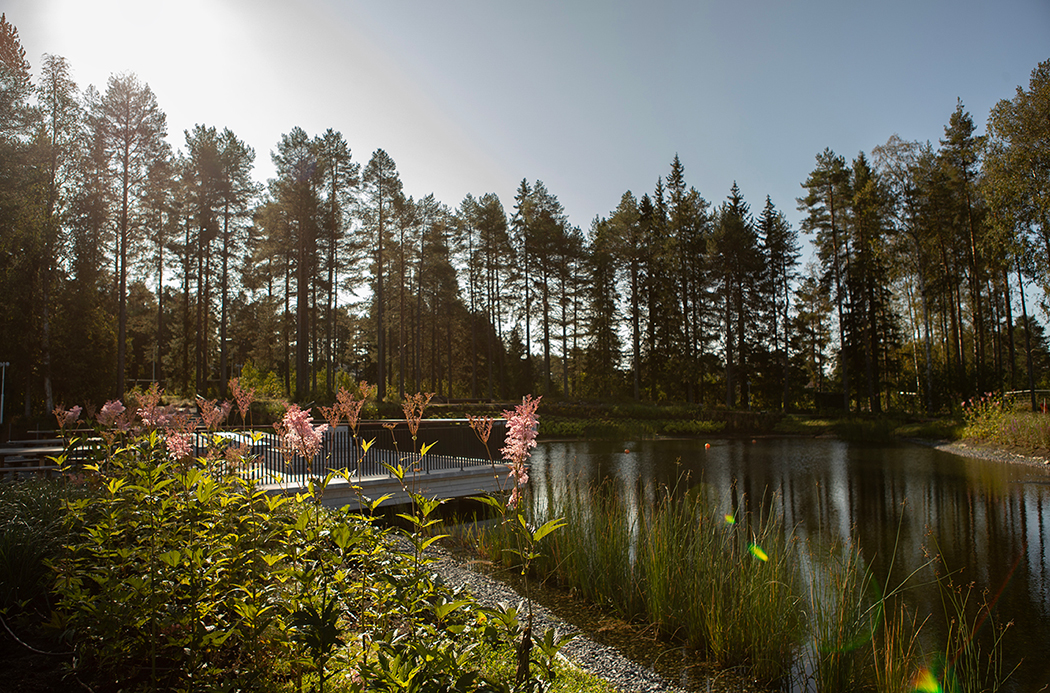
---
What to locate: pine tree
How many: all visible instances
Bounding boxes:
[711,183,761,408]
[215,128,257,397]
[98,72,168,397]
[799,149,852,410]
[940,101,988,394]
[586,216,621,397]
[361,149,403,401]
[756,196,799,410]
[315,129,358,396]
[608,191,643,400]
[271,127,320,400]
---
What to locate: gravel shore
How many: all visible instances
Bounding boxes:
[911,437,1050,468]
[427,547,691,693]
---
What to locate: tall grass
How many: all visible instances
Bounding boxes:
[464,478,1015,692]
[466,479,804,685]
[802,540,886,690]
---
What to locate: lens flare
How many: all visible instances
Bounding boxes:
[748,543,768,561]
[911,667,941,692]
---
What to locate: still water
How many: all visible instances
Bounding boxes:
[526,438,1050,691]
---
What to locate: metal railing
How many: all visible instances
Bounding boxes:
[198,419,507,484]
[1,419,508,484]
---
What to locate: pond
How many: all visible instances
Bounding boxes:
[525,437,1050,691]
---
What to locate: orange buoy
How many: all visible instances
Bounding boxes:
[705,442,711,449]
[624,449,630,454]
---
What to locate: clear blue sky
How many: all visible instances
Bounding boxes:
[8,0,1050,238]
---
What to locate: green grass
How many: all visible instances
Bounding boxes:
[773,414,964,443]
[464,480,804,686]
[0,477,92,617]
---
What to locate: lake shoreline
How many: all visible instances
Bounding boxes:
[906,436,1050,468]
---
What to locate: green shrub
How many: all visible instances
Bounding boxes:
[45,430,566,692]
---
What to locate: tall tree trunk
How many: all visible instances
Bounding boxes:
[1004,266,1016,389]
[117,164,130,397]
[1018,261,1036,411]
[219,207,229,398]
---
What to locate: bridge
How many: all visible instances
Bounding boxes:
[248,420,512,510]
[2,419,515,510]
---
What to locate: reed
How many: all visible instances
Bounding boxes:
[472,478,805,685]
[802,540,883,690]
[468,476,998,691]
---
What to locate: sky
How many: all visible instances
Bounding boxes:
[6,0,1050,244]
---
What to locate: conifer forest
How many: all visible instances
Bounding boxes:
[2,14,1049,421]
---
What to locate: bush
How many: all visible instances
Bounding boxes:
[44,430,566,692]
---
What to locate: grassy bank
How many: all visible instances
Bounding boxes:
[961,392,1050,452]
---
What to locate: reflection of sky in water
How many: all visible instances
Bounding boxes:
[527,438,1050,692]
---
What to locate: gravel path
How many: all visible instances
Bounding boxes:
[426,547,693,693]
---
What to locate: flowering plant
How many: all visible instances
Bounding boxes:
[275,404,329,464]
[501,395,541,508]
[53,404,82,432]
[474,395,567,685]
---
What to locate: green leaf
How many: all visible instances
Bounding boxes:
[432,599,472,620]
[262,553,286,567]
[470,494,501,507]
[532,517,567,543]
[419,534,450,552]
[158,549,182,567]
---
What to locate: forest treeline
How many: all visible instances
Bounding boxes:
[2,15,1049,422]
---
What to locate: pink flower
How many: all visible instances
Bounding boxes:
[402,392,435,438]
[229,377,255,422]
[275,404,328,461]
[136,384,173,429]
[165,432,193,461]
[500,395,541,508]
[501,395,541,466]
[341,382,372,434]
[53,405,82,431]
[197,396,232,431]
[98,400,127,430]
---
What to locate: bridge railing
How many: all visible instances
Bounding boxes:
[197,418,508,484]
